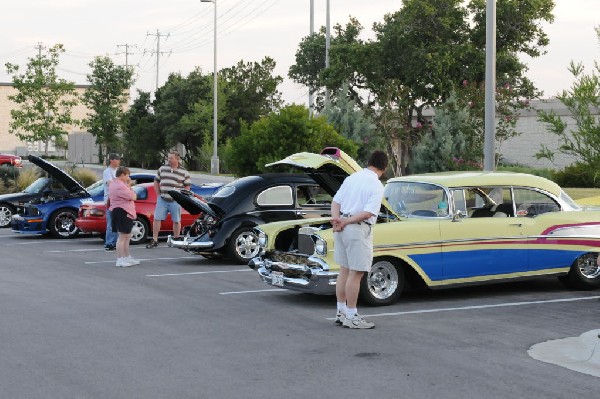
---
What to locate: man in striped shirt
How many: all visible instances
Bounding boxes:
[146,151,191,248]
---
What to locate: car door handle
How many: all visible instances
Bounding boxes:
[509,223,523,227]
[297,212,307,215]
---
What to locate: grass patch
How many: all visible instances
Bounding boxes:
[563,188,600,200]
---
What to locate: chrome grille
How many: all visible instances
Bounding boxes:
[298,226,319,255]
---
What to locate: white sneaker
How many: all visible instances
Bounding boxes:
[335,311,347,325]
[342,314,375,329]
[116,257,133,267]
[126,256,140,265]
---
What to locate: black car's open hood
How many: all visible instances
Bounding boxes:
[169,189,221,217]
[28,155,88,195]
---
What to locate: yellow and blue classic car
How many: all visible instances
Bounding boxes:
[249,149,600,305]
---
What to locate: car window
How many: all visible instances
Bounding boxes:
[256,186,293,206]
[469,186,513,217]
[23,177,51,193]
[86,180,105,196]
[297,185,332,207]
[133,186,148,200]
[513,188,560,216]
[212,185,235,198]
[385,182,448,217]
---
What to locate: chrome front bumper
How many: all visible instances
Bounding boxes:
[248,256,338,295]
[167,235,214,251]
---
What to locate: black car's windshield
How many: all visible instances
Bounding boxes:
[23,177,51,194]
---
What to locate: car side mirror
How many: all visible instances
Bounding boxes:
[452,210,465,222]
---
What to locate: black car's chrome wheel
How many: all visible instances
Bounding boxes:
[228,227,260,264]
[49,208,79,238]
[360,260,405,306]
[0,204,14,228]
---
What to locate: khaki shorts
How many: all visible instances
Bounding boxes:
[333,222,373,272]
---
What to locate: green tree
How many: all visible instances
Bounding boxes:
[288,0,555,173]
[321,83,381,164]
[122,90,164,168]
[82,55,135,163]
[220,57,283,140]
[5,44,78,156]
[536,29,600,167]
[411,93,471,173]
[153,69,224,171]
[224,104,358,176]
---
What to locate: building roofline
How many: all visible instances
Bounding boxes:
[0,82,92,89]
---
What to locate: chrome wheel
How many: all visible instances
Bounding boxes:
[130,218,148,245]
[360,260,405,306]
[367,261,399,300]
[228,227,260,264]
[559,253,600,290]
[576,253,600,279]
[50,209,79,238]
[0,205,13,228]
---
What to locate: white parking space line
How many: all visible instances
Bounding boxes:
[220,288,287,295]
[47,248,106,253]
[85,256,199,265]
[147,269,252,277]
[325,295,600,320]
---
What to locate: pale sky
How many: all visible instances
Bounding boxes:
[1,0,598,105]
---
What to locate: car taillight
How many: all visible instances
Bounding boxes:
[83,208,105,217]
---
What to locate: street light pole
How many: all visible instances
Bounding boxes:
[201,0,219,174]
[484,0,496,171]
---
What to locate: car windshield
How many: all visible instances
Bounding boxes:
[559,189,581,211]
[212,184,235,198]
[385,181,449,217]
[85,180,105,197]
[23,177,51,194]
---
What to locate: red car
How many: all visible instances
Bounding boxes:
[75,183,200,245]
[0,153,23,168]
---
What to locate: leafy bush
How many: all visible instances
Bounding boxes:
[0,165,19,193]
[496,164,554,180]
[71,167,100,187]
[551,162,600,188]
[223,104,358,176]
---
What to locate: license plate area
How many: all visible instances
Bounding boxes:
[271,271,284,287]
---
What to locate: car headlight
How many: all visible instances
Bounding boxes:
[258,231,268,248]
[315,238,327,255]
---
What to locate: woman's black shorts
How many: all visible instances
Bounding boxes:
[111,207,134,234]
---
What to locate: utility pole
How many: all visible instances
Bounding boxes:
[325,0,330,106]
[116,43,137,70]
[146,30,170,91]
[34,42,45,59]
[309,0,314,117]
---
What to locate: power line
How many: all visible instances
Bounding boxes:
[145,30,171,92]
[116,43,137,69]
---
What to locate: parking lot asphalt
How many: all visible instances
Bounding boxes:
[1,228,599,399]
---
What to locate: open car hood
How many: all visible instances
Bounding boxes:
[267,147,397,217]
[266,147,362,196]
[28,155,88,195]
[168,189,218,217]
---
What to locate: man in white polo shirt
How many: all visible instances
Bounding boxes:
[331,150,388,329]
[146,151,191,248]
